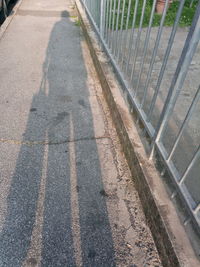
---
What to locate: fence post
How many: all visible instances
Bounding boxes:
[100,0,105,36]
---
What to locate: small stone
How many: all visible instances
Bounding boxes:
[127,243,132,249]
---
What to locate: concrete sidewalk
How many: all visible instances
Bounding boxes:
[0,0,161,266]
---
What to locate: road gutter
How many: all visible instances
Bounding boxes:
[75,0,200,266]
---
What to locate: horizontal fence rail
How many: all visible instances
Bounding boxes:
[79,0,200,233]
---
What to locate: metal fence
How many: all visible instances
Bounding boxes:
[79,0,200,232]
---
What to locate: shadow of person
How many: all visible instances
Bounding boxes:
[0,10,116,267]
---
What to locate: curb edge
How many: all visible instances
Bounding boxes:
[0,0,23,40]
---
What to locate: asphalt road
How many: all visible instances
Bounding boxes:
[0,0,161,266]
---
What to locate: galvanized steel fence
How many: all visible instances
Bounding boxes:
[79,0,200,232]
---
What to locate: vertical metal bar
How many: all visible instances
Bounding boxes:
[97,0,100,27]
[194,204,200,214]
[147,0,186,121]
[133,0,157,97]
[90,0,92,17]
[96,0,98,27]
[128,0,148,80]
[114,0,124,59]
[167,85,200,162]
[104,0,110,40]
[120,0,132,68]
[99,0,102,28]
[100,0,105,36]
[113,0,121,55]
[95,0,97,25]
[93,0,95,13]
[116,0,126,61]
[103,0,107,33]
[94,0,97,27]
[151,1,200,154]
[110,0,117,51]
[124,0,139,73]
[105,0,110,41]
[190,0,195,8]
[107,0,113,45]
[89,0,92,18]
[136,0,170,101]
[179,145,200,184]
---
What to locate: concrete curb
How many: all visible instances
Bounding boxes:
[0,0,23,40]
[75,1,199,266]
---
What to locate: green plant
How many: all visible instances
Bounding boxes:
[108,0,198,29]
[75,19,81,27]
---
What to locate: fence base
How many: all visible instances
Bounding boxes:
[75,1,200,266]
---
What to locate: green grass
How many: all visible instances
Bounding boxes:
[111,0,198,28]
[75,19,81,27]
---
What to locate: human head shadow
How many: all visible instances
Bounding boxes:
[0,10,116,267]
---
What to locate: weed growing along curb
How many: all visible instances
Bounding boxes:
[75,19,81,26]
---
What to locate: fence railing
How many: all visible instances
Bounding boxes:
[79,0,200,233]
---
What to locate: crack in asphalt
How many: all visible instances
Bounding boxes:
[0,135,110,146]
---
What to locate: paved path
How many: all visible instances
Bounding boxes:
[0,0,161,266]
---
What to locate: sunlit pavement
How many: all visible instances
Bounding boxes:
[0,0,161,266]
